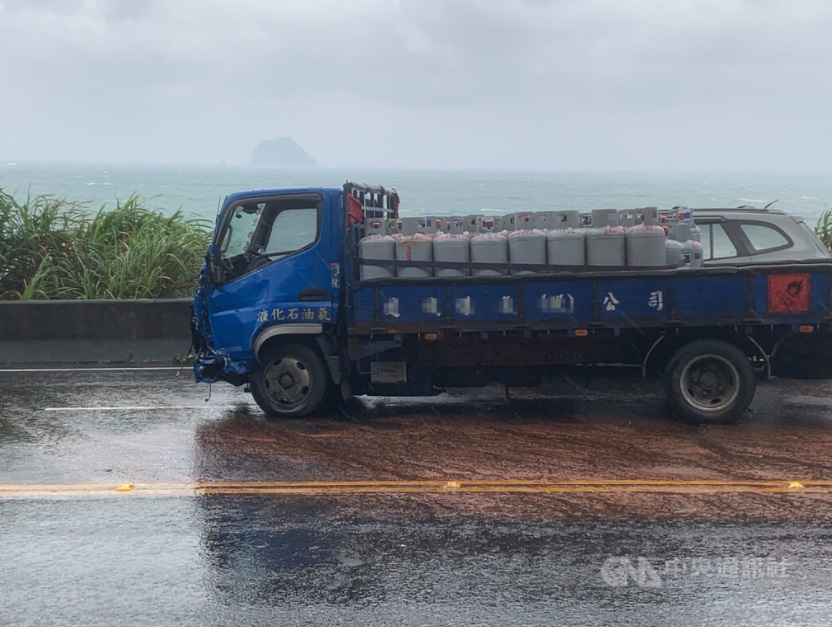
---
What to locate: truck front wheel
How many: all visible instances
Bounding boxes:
[665,339,755,425]
[250,343,330,418]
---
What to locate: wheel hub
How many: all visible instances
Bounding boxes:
[263,357,311,408]
[680,354,740,412]
[697,370,719,391]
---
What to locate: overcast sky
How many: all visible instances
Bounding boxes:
[1,0,831,170]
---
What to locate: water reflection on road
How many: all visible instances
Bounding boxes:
[3,368,832,625]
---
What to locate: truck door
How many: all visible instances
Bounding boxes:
[206,192,335,361]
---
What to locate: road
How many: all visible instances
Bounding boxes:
[2,367,832,625]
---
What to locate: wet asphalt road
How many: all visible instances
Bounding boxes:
[3,368,832,625]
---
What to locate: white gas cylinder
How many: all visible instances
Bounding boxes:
[433,218,471,277]
[395,218,433,278]
[626,225,666,267]
[359,218,396,280]
[471,218,508,276]
[508,228,547,275]
[586,212,626,267]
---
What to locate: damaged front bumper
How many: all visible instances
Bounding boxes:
[193,351,251,386]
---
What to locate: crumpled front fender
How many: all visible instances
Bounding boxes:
[194,352,252,386]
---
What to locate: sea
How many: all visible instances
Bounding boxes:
[1,161,831,225]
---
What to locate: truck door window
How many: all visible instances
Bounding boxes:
[221,203,263,258]
[700,223,738,260]
[263,207,318,256]
[216,195,321,282]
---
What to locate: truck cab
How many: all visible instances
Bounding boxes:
[192,187,345,411]
[192,183,397,417]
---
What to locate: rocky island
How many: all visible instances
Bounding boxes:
[251,137,318,167]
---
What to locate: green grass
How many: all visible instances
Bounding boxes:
[815,209,832,253]
[0,188,211,300]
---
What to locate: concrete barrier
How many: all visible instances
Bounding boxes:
[0,299,192,364]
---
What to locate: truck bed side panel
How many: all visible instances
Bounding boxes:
[349,264,832,334]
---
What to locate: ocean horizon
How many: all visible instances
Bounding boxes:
[1,161,830,224]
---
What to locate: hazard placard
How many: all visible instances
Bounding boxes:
[768,274,810,313]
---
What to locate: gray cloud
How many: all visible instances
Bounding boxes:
[1,0,831,169]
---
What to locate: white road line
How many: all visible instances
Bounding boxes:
[0,367,182,373]
[44,405,248,412]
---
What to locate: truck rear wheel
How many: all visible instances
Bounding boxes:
[250,343,330,418]
[665,339,755,425]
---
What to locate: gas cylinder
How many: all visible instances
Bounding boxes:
[509,216,547,275]
[546,228,586,267]
[669,221,692,243]
[514,213,535,231]
[586,210,626,267]
[626,209,666,267]
[471,217,508,276]
[534,211,556,230]
[433,217,471,277]
[665,238,686,267]
[552,211,581,229]
[465,215,481,234]
[395,218,433,278]
[686,240,704,269]
[423,217,440,237]
[359,218,396,280]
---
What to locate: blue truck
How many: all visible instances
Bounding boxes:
[191,182,832,424]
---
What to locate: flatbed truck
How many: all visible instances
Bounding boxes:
[191,182,832,424]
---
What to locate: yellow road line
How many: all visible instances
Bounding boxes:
[3,479,829,490]
[0,479,831,498]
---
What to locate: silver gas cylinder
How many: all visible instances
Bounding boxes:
[586,211,626,267]
[359,218,396,280]
[471,218,508,276]
[433,218,471,277]
[514,213,535,231]
[546,227,586,267]
[509,226,547,275]
[395,217,433,278]
[552,211,581,229]
[686,240,704,269]
[665,238,686,267]
[626,224,666,267]
[465,215,481,234]
[534,211,556,230]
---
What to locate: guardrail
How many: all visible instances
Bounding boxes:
[0,299,192,364]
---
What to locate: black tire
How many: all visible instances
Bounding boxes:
[250,343,330,418]
[664,339,755,425]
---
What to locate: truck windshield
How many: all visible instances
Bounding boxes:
[216,195,321,282]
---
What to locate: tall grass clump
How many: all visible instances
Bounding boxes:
[0,188,211,299]
[815,209,832,253]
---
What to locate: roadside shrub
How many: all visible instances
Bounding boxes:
[815,209,832,253]
[0,188,211,299]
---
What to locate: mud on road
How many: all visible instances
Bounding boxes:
[192,376,832,523]
[2,368,832,522]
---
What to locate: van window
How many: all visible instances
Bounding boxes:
[740,223,789,253]
[700,223,738,260]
